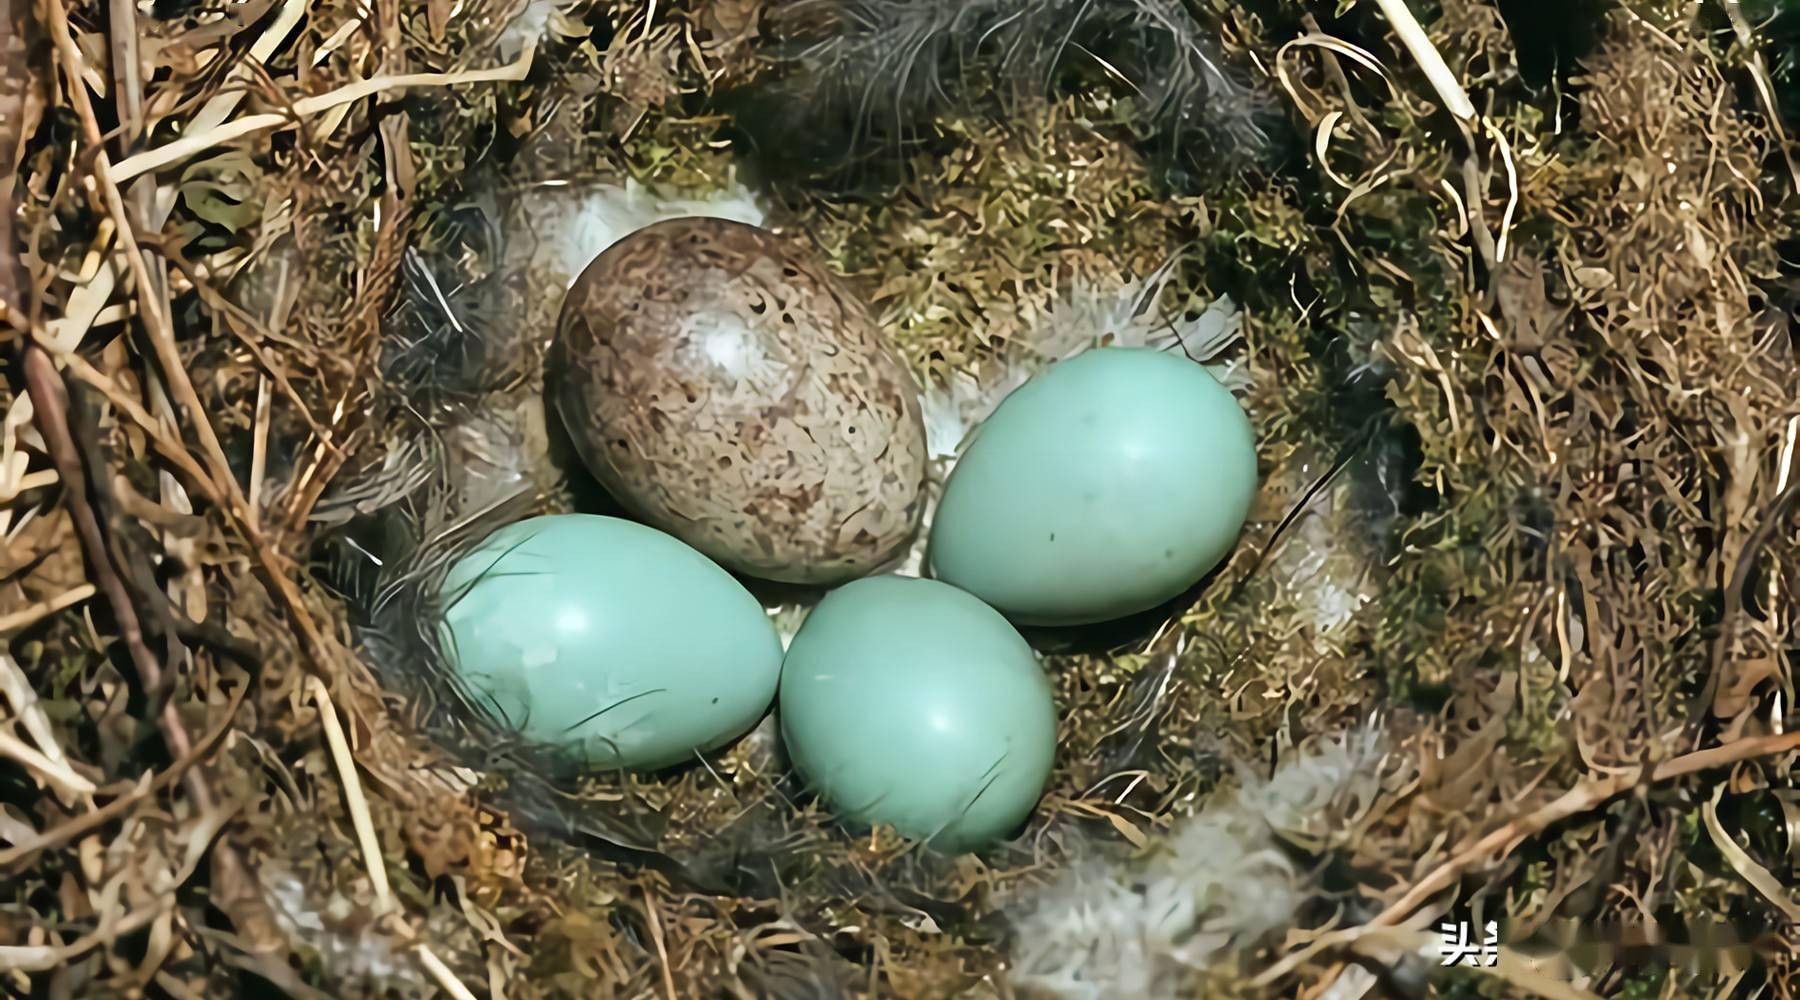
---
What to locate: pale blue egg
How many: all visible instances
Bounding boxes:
[779,576,1058,852]
[438,514,783,772]
[928,347,1257,626]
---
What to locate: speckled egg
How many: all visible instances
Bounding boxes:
[438,514,784,773]
[778,576,1058,853]
[928,347,1258,626]
[551,217,929,585]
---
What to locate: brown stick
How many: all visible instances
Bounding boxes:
[0,0,30,334]
[23,346,211,810]
[39,0,341,682]
[40,0,247,520]
[1272,730,1800,992]
[0,680,244,871]
[24,341,281,976]
[1376,732,1800,928]
[1689,478,1800,741]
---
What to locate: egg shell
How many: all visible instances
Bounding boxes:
[551,217,929,585]
[928,347,1257,626]
[778,575,1057,852]
[438,514,783,772]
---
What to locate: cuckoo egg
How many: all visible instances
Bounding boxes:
[778,576,1058,852]
[550,217,929,585]
[438,514,783,772]
[928,347,1257,626]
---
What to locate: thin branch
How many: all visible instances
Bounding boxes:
[23,346,208,806]
[1270,731,1800,990]
[1718,0,1800,194]
[0,0,30,334]
[111,49,538,184]
[0,582,97,635]
[1688,476,1800,740]
[0,894,173,972]
[416,945,480,1000]
[0,728,96,797]
[39,0,364,746]
[0,681,244,871]
[1369,0,1475,122]
[309,675,394,913]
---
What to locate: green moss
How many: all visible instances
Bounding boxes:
[1615,965,1670,1000]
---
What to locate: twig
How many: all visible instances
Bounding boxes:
[108,0,215,686]
[41,0,254,534]
[38,0,305,349]
[308,674,393,913]
[416,945,480,1000]
[0,582,96,635]
[278,410,369,537]
[0,0,29,335]
[0,893,173,971]
[149,237,335,446]
[25,342,274,955]
[1274,731,1800,991]
[42,0,345,722]
[1688,476,1800,741]
[1718,0,1800,195]
[0,801,233,972]
[53,350,220,506]
[111,48,538,184]
[1368,0,1474,123]
[0,680,244,871]
[23,347,207,806]
[0,729,96,797]
[643,880,679,1000]
[1387,732,1800,921]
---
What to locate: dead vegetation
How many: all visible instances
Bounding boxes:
[0,0,1797,997]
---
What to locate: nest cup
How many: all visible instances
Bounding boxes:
[329,5,1279,893]
[329,29,1285,1000]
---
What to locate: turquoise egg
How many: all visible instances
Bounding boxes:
[438,514,783,772]
[928,347,1257,626]
[778,576,1057,852]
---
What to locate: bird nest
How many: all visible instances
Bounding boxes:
[2,0,1798,996]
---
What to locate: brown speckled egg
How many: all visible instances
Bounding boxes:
[550,217,928,585]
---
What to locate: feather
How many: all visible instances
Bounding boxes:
[261,861,422,989]
[497,0,556,60]
[504,178,768,294]
[1007,723,1392,998]
[760,0,1272,176]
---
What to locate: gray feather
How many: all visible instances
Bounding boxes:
[764,0,1272,170]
